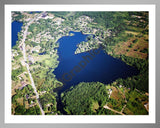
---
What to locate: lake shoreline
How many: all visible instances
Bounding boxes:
[12,21,23,48]
[53,31,139,114]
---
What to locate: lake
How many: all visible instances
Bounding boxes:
[53,31,139,93]
[29,11,42,14]
[12,21,23,47]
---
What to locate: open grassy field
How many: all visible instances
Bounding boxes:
[113,33,148,59]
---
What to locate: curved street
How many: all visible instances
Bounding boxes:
[103,105,125,115]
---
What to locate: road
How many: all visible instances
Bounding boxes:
[21,12,45,115]
[103,105,125,115]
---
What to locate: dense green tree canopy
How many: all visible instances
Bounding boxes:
[61,82,108,115]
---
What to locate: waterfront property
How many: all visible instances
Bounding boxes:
[53,31,139,93]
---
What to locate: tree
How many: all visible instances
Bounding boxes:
[61,82,108,115]
[15,105,26,115]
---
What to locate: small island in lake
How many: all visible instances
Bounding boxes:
[11,11,149,115]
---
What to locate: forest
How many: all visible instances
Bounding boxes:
[61,81,148,115]
[61,82,108,115]
[60,11,149,115]
[11,11,149,115]
[119,55,148,92]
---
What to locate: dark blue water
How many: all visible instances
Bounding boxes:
[29,11,41,14]
[39,51,46,55]
[54,31,139,92]
[12,21,23,47]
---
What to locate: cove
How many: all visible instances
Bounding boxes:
[12,21,23,48]
[53,31,139,93]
